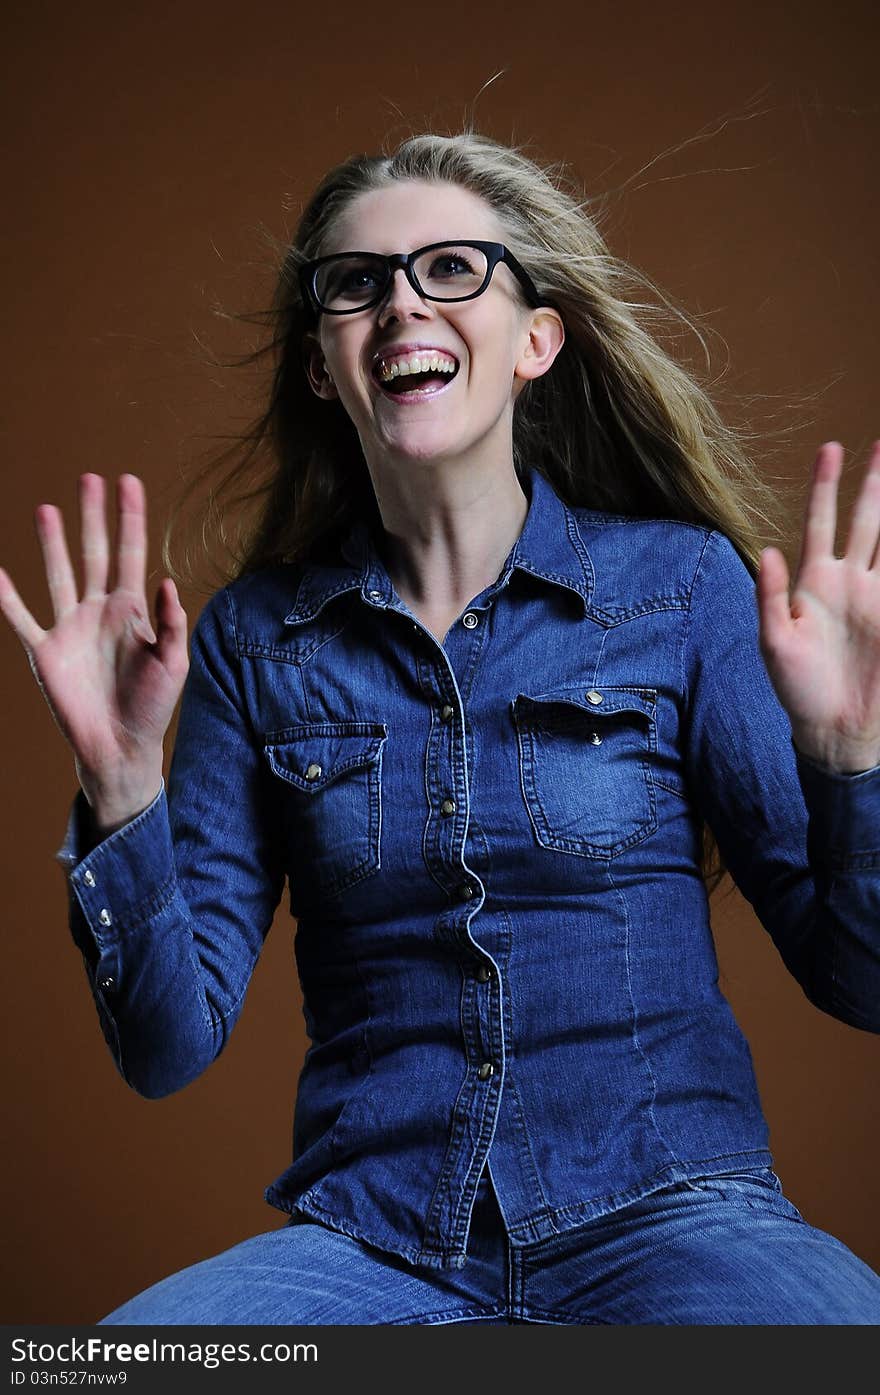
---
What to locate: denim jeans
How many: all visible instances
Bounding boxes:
[99,1167,880,1325]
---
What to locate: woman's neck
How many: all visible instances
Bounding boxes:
[372,463,530,622]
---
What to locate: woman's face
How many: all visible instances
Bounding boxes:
[304,179,562,475]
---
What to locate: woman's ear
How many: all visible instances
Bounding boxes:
[514,308,566,387]
[303,333,337,399]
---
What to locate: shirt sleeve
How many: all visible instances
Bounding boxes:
[682,528,880,1033]
[53,585,287,1097]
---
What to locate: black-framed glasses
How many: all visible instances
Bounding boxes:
[299,240,551,318]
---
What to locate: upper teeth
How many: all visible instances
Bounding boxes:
[377,352,457,383]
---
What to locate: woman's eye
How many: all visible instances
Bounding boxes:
[430,256,472,278]
[339,269,379,292]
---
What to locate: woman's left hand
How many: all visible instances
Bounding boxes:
[756,439,880,775]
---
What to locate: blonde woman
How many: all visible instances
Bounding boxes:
[4,132,880,1324]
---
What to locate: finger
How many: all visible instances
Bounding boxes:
[80,473,110,597]
[35,503,79,622]
[797,441,844,572]
[852,439,880,569]
[0,566,48,653]
[115,473,148,596]
[756,546,793,653]
[154,578,188,671]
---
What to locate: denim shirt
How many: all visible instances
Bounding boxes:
[55,464,880,1271]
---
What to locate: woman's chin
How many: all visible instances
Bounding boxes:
[372,427,464,465]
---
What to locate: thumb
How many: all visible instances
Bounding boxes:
[154,578,188,666]
[756,546,793,653]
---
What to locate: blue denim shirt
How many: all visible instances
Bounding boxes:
[55,464,880,1270]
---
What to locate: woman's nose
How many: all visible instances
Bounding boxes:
[377,267,433,325]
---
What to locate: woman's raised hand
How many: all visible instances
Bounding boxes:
[0,473,189,827]
[757,440,880,775]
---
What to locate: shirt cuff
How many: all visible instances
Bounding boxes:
[793,738,880,869]
[55,779,176,954]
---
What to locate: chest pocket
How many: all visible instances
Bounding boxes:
[263,721,388,902]
[512,687,657,859]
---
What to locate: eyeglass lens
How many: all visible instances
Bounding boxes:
[314,243,490,312]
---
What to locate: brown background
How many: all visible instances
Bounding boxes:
[2,0,878,1323]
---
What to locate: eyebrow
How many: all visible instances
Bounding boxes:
[318,238,490,257]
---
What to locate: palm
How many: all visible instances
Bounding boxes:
[757,441,880,773]
[30,589,183,770]
[0,473,189,781]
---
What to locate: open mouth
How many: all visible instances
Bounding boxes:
[372,359,460,400]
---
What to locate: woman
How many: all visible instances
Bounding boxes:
[3,131,880,1325]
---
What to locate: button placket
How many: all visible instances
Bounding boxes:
[77,874,118,994]
[420,629,502,1247]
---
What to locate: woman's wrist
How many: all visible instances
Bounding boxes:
[76,756,164,836]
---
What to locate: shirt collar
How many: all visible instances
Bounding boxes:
[503,466,593,607]
[283,465,592,625]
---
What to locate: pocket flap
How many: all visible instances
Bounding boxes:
[512,686,656,726]
[264,722,387,792]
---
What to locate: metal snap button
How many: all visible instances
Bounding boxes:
[475,964,491,982]
[305,763,322,781]
[589,731,603,745]
[477,1061,494,1079]
[440,798,456,816]
[440,704,455,722]
[83,870,96,887]
[460,883,474,899]
[368,590,382,600]
[98,908,112,927]
[462,612,479,629]
[585,690,603,705]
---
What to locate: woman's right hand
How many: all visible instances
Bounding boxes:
[0,473,189,827]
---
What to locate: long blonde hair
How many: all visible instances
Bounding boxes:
[162,129,797,892]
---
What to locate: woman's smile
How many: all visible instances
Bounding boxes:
[369,341,462,405]
[373,367,460,405]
